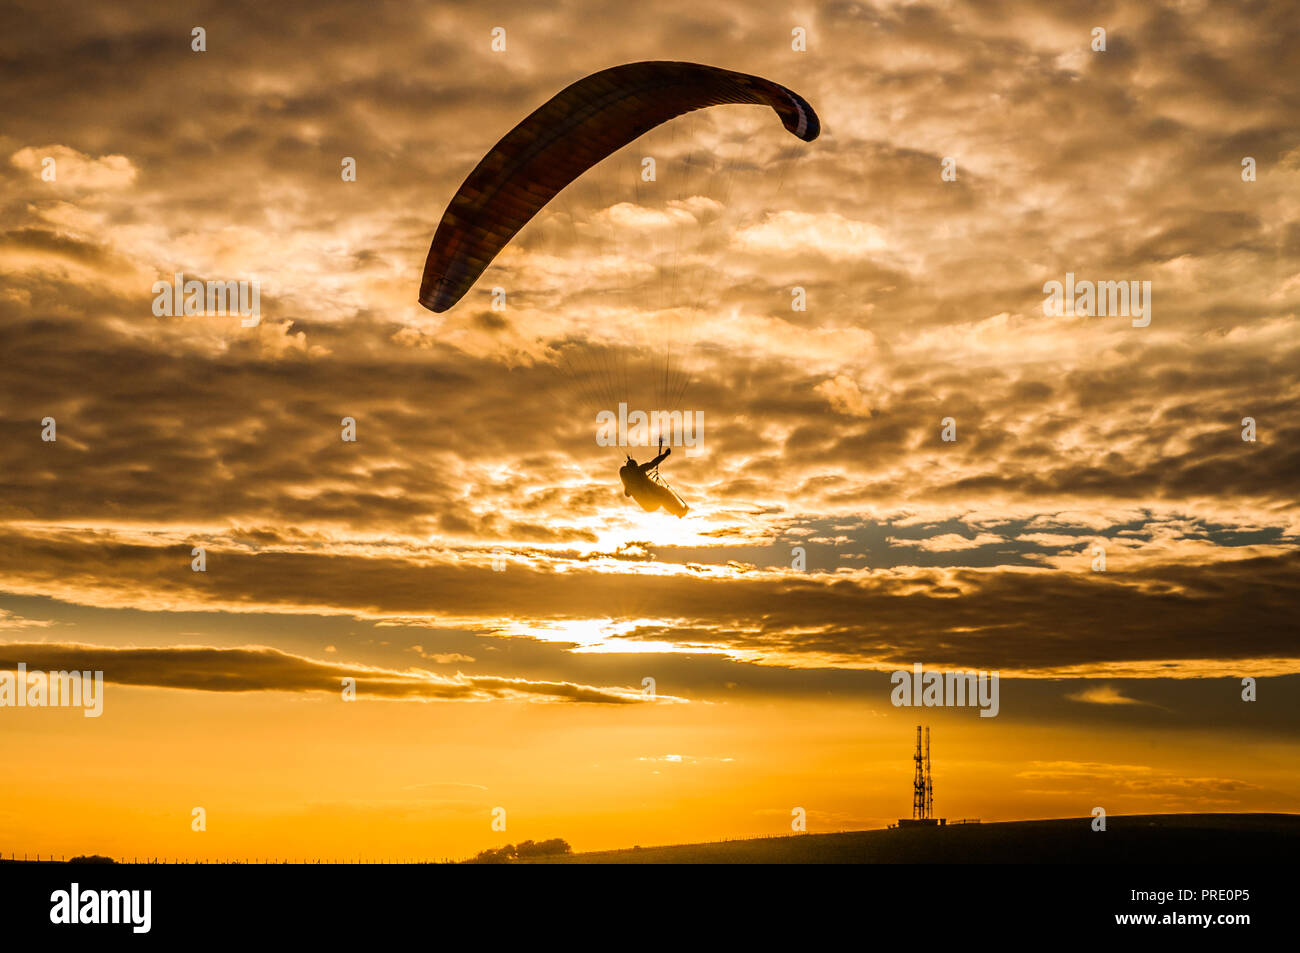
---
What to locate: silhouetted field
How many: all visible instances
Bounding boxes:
[5,814,1295,865]
[517,814,1300,864]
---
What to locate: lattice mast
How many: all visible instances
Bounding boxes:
[924,726,934,819]
[912,725,926,819]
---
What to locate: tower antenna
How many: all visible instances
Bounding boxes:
[912,725,926,820]
[899,725,945,828]
[924,725,934,819]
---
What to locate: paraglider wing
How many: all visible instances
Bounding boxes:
[419,60,820,313]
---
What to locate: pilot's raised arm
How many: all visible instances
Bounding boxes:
[640,446,670,473]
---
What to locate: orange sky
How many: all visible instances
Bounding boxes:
[1,0,1297,860]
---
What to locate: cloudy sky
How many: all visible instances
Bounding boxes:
[1,0,1297,860]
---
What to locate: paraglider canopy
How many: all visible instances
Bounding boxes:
[419,61,822,521]
[419,60,820,313]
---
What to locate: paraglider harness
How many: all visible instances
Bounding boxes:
[646,438,687,499]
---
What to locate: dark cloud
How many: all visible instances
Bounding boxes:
[0,526,1294,675]
[0,640,668,704]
